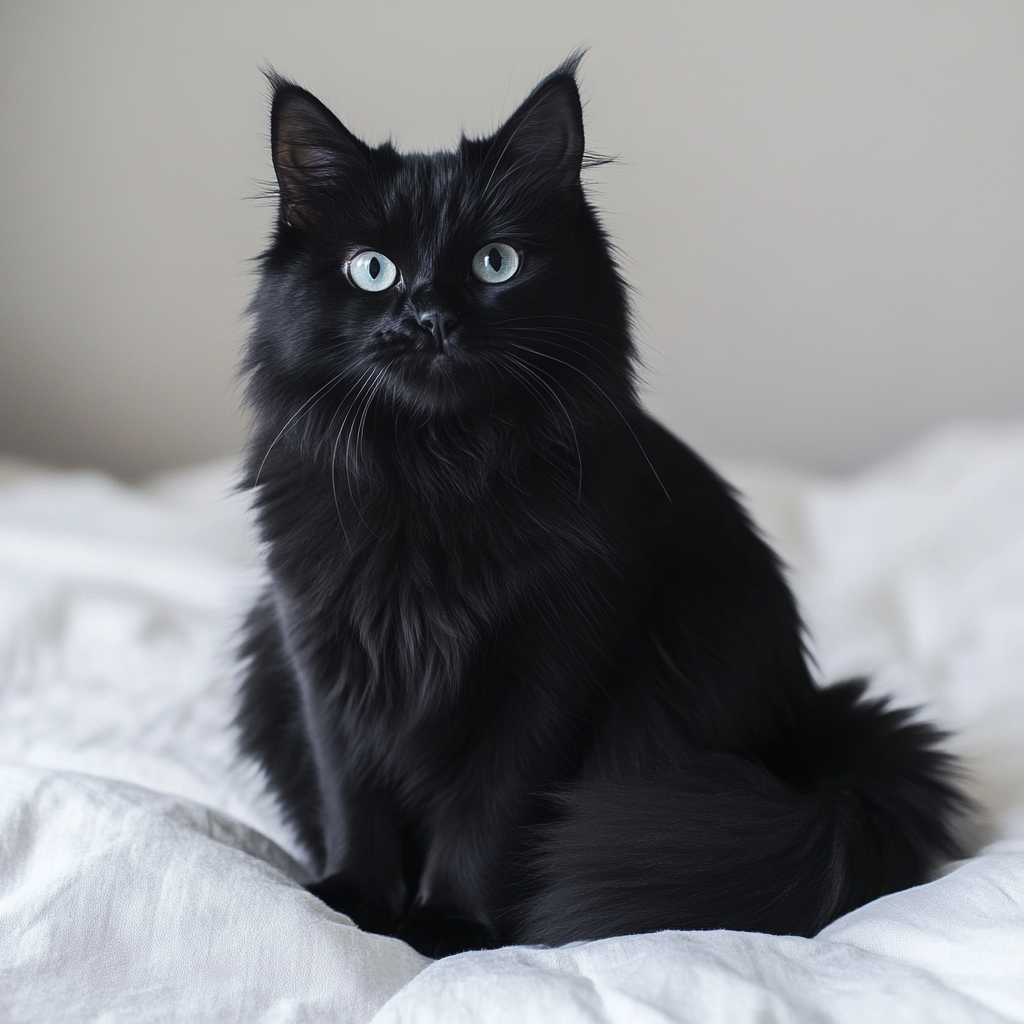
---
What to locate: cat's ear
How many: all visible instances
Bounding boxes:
[269,77,369,228]
[487,56,585,190]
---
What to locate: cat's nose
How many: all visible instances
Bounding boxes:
[415,308,460,348]
[411,284,461,349]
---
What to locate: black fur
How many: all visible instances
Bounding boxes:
[236,57,965,958]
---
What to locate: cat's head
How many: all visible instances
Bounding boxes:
[246,57,635,448]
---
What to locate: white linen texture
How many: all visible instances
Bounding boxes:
[1,422,1023,1023]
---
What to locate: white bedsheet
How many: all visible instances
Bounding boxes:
[2,423,1023,1023]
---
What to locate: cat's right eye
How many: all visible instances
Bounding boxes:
[348,251,398,292]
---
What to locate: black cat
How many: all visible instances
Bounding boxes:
[237,57,964,959]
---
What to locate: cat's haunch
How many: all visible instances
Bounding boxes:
[236,57,965,959]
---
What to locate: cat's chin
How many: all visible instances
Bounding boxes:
[387,357,492,417]
[426,351,454,376]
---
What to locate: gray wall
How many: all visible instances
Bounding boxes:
[2,0,1022,477]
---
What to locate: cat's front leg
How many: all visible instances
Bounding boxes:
[393,906,497,958]
[239,604,406,930]
[393,762,529,955]
[306,776,408,935]
[394,839,500,957]
[392,656,595,956]
[311,777,496,954]
[307,874,398,935]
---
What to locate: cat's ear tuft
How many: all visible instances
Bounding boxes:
[268,75,368,228]
[488,55,586,191]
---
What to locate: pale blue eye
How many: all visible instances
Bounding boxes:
[472,243,519,284]
[349,251,398,292]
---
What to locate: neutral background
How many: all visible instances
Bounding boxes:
[1,0,1022,478]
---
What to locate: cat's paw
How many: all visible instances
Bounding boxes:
[394,907,497,958]
[306,874,397,936]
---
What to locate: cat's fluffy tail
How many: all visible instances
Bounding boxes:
[519,680,966,943]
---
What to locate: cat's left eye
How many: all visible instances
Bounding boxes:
[349,251,398,292]
[472,243,520,284]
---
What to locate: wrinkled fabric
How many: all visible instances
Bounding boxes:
[1,422,1023,1023]
[0,768,428,1024]
[374,844,1024,1023]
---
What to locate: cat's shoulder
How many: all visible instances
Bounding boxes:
[633,413,742,508]
[626,412,774,565]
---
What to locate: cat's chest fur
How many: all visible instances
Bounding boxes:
[257,436,623,721]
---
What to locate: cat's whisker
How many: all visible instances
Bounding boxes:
[328,367,378,545]
[501,354,583,503]
[504,341,671,502]
[353,368,393,514]
[494,356,559,429]
[493,321,618,347]
[341,368,387,535]
[242,369,353,544]
[493,327,626,377]
[490,322,632,368]
[491,313,684,389]
[253,369,350,490]
[510,311,686,390]
[491,314,633,342]
[492,359,567,464]
[356,369,388,464]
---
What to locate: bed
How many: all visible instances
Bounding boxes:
[2,422,1023,1023]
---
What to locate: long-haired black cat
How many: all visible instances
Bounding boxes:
[237,57,964,959]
